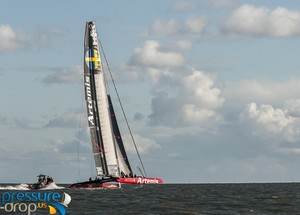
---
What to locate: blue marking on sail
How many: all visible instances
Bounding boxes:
[85,49,100,70]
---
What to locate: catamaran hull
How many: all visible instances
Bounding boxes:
[69,178,119,189]
[117,177,163,184]
[69,182,118,189]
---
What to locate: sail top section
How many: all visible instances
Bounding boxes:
[84,21,102,74]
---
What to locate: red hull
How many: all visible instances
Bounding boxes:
[117,177,163,184]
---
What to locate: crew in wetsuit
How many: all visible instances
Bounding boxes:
[47,176,53,184]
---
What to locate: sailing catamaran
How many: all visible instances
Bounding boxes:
[69,21,162,188]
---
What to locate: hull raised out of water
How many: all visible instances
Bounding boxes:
[69,182,119,189]
[117,177,163,184]
[69,178,119,189]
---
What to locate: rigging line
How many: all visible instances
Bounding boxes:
[77,89,85,181]
[99,39,148,177]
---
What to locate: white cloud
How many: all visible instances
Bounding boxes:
[240,102,294,134]
[123,133,161,154]
[222,4,300,37]
[129,40,185,68]
[268,7,300,37]
[42,65,82,84]
[173,39,193,50]
[183,71,224,110]
[149,69,224,127]
[186,16,208,34]
[0,24,30,53]
[0,24,66,54]
[149,16,207,36]
[183,104,216,124]
[239,102,300,145]
[149,19,181,36]
[181,71,224,125]
[159,39,193,53]
[145,67,173,85]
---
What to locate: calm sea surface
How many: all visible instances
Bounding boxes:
[1,183,300,214]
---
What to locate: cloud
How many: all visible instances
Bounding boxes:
[0,115,41,129]
[0,115,9,127]
[36,26,67,48]
[221,4,300,37]
[240,102,294,134]
[224,79,300,109]
[148,69,224,127]
[239,102,300,145]
[13,118,42,129]
[45,138,90,153]
[42,65,82,84]
[123,133,161,154]
[45,111,81,128]
[284,99,300,117]
[149,16,207,36]
[186,16,208,34]
[129,40,185,68]
[110,64,145,83]
[0,24,30,54]
[134,112,144,121]
[0,24,65,54]
[160,39,193,52]
[0,24,66,54]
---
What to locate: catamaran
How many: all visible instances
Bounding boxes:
[69,21,162,188]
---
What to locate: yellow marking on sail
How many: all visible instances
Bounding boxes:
[85,49,100,69]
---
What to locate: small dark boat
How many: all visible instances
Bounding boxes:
[28,174,55,190]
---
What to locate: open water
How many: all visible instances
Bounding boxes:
[0,183,300,214]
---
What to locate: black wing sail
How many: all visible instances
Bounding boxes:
[84,21,108,176]
[108,95,132,174]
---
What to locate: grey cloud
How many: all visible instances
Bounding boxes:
[42,66,82,84]
[45,111,82,128]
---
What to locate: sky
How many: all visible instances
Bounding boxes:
[1,0,300,184]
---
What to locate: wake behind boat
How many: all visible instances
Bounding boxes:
[69,21,162,189]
